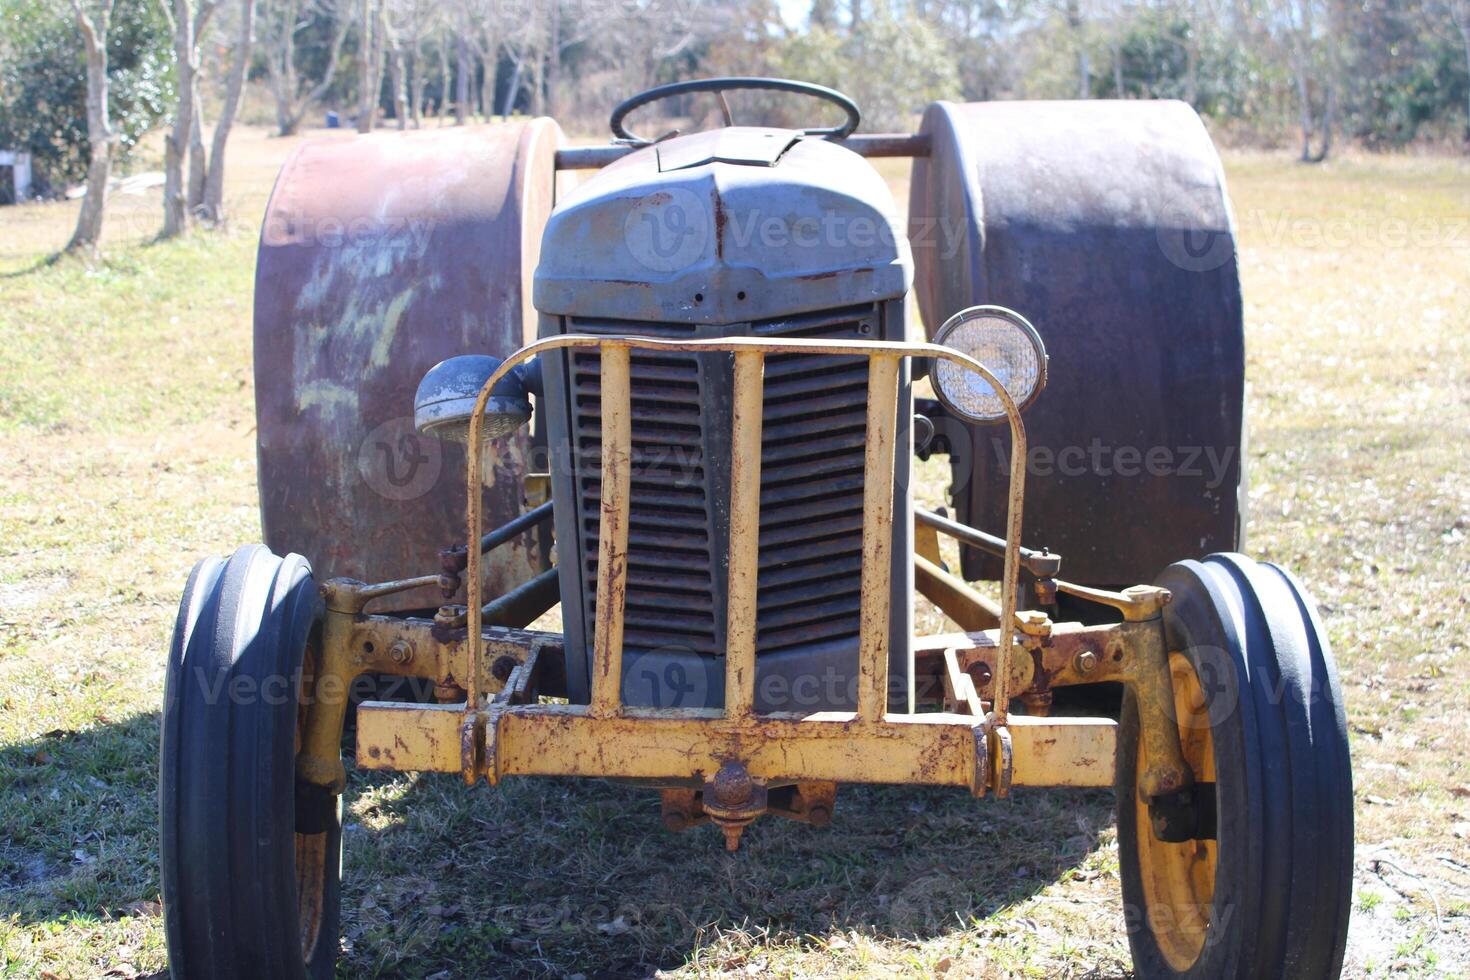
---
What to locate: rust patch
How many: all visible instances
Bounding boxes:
[712,192,727,259]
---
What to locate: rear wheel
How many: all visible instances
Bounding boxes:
[160,545,341,980]
[1116,554,1352,978]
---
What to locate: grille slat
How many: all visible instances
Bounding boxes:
[759,553,864,589]
[760,472,866,508]
[757,614,865,653]
[761,427,867,463]
[759,512,864,547]
[762,387,869,423]
[763,358,870,383]
[761,452,866,487]
[585,527,710,554]
[614,607,716,632]
[586,551,711,574]
[759,496,865,533]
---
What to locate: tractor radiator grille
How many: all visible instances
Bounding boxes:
[751,307,872,656]
[569,316,718,657]
[567,304,878,664]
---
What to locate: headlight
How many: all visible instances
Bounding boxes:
[414,355,532,442]
[931,306,1047,424]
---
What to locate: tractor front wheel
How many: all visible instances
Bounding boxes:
[1116,554,1352,979]
[160,545,341,980]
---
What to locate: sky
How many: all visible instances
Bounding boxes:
[776,0,809,29]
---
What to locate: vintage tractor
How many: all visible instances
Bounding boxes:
[159,79,1352,978]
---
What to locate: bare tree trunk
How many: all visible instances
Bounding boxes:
[501,53,522,117]
[202,0,255,222]
[271,86,296,135]
[264,0,301,135]
[1287,18,1315,162]
[163,0,215,238]
[1308,0,1342,161]
[67,0,115,255]
[437,27,451,125]
[1450,1,1470,141]
[455,35,470,124]
[1309,53,1338,161]
[528,38,545,116]
[1314,92,1334,161]
[545,0,560,118]
[480,52,494,123]
[188,74,206,212]
[1067,1,1088,97]
[1294,66,1313,161]
[388,35,408,129]
[264,0,349,137]
[356,0,383,133]
[1184,2,1199,106]
[409,48,425,127]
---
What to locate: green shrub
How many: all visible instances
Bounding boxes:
[0,0,173,197]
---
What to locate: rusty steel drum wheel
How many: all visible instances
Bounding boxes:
[254,119,562,613]
[1116,554,1352,978]
[909,100,1245,586]
[160,546,340,979]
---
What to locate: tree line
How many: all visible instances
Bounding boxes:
[0,0,1465,254]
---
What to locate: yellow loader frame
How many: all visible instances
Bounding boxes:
[293,335,1193,849]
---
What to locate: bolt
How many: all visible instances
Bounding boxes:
[439,544,469,575]
[1018,610,1051,636]
[437,572,462,601]
[1021,690,1054,716]
[718,820,748,851]
[711,761,753,808]
[968,662,993,688]
[388,640,414,665]
[1075,649,1099,674]
[491,655,519,682]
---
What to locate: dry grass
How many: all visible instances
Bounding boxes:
[1,127,1468,978]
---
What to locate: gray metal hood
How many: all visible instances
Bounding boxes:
[533,127,912,325]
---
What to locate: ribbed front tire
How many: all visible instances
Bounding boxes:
[1117,554,1352,978]
[160,545,340,980]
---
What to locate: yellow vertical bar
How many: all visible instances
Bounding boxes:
[990,394,1029,727]
[589,343,632,718]
[856,354,900,724]
[724,349,765,718]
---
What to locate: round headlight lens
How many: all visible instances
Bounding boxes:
[932,306,1047,423]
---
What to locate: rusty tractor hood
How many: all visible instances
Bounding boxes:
[534,127,912,324]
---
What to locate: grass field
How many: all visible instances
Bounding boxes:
[2,126,1468,978]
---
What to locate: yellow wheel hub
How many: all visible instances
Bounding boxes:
[1134,652,1218,971]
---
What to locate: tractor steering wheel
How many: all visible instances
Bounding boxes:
[609,77,861,146]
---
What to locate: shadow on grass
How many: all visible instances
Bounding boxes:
[0,711,168,976]
[0,252,63,278]
[0,229,182,279]
[341,759,1117,978]
[0,714,1117,979]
